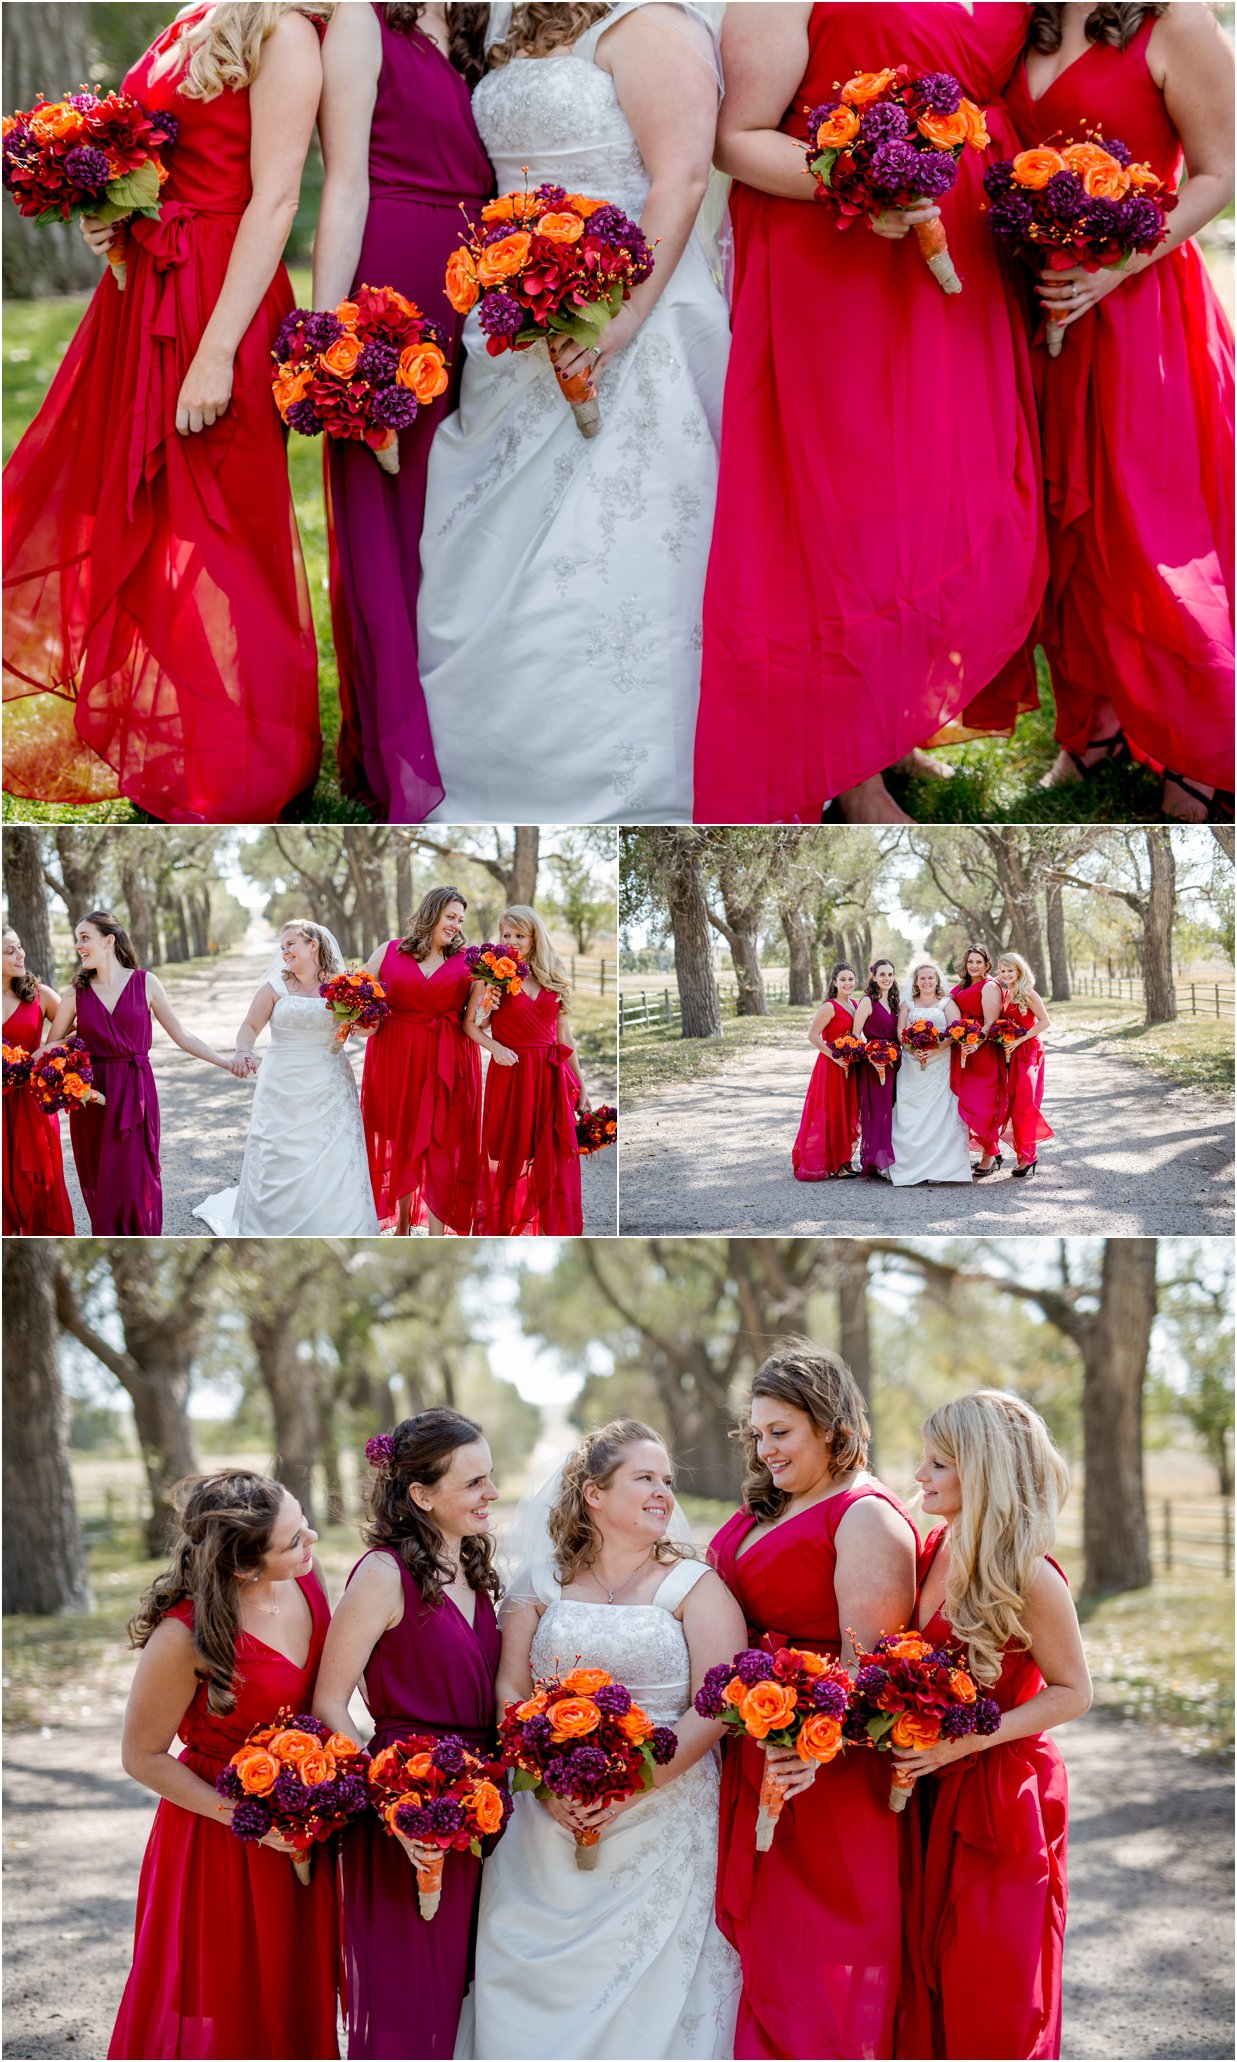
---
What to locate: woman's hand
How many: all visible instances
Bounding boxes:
[536,1790,588,1832]
[258,1827,305,1857]
[892,1733,981,1780]
[230,1051,259,1078]
[576,1087,593,1116]
[176,345,235,435]
[553,300,645,387]
[870,200,941,240]
[488,1042,519,1068]
[1035,262,1128,331]
[762,1740,818,1802]
[393,1829,444,1872]
[79,214,118,259]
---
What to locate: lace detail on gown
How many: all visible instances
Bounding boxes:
[889,1004,974,1187]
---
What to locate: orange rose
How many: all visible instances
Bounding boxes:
[960,97,989,149]
[787,1647,828,1677]
[1011,147,1067,189]
[562,1667,614,1695]
[722,1676,745,1707]
[0,118,15,139]
[481,191,539,223]
[841,69,898,106]
[396,343,449,405]
[883,1633,932,1661]
[514,1692,548,1721]
[796,1714,844,1765]
[916,107,969,149]
[739,1680,797,1739]
[949,1670,976,1704]
[567,193,602,218]
[405,1752,435,1781]
[335,299,361,330]
[297,1750,336,1787]
[813,104,860,150]
[535,211,584,244]
[494,957,517,977]
[618,1704,655,1744]
[1082,158,1130,200]
[369,1745,404,1787]
[891,1710,941,1750]
[32,103,81,141]
[445,247,480,313]
[1060,141,1114,176]
[321,334,363,378]
[268,1728,320,1763]
[1127,161,1163,193]
[477,230,532,287]
[549,1695,602,1741]
[470,1780,505,1835]
[326,1732,361,1758]
[237,1748,280,1795]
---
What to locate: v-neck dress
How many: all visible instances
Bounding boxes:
[475,987,583,1236]
[70,970,162,1234]
[340,1549,501,2059]
[360,941,481,1231]
[792,999,860,1181]
[2,994,75,1233]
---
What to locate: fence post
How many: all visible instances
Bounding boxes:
[663,990,671,1025]
[600,961,607,997]
[1190,983,1196,1016]
[1162,1499,1172,1575]
[105,1487,117,1539]
[1217,984,1222,1020]
[1223,1501,1233,1579]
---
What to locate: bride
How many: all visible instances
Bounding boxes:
[889,960,974,1188]
[194,919,380,1236]
[417,1,730,824]
[461,1420,744,2059]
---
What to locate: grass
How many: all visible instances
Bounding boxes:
[621,1007,804,1105]
[1067,1567,1234,1759]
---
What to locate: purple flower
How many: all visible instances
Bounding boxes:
[64,145,110,193]
[986,192,1035,239]
[734,1649,775,1686]
[357,339,399,384]
[842,1708,870,1743]
[939,1703,977,1740]
[533,183,569,210]
[810,1678,848,1719]
[593,1684,633,1717]
[477,291,526,340]
[273,309,304,362]
[367,384,418,430]
[855,1664,888,1696]
[868,138,924,195]
[929,1649,954,1673]
[285,398,323,437]
[584,203,637,241]
[1117,193,1163,246]
[1042,169,1087,223]
[394,1800,433,1839]
[149,110,179,147]
[303,309,344,354]
[983,160,1016,199]
[1,128,40,186]
[289,1713,329,1738]
[807,99,844,133]
[911,150,959,200]
[650,1726,677,1766]
[860,102,910,144]
[427,1797,464,1834]
[974,1696,1002,1736]
[272,1768,312,1814]
[1100,135,1131,166]
[563,1744,610,1787]
[521,1714,554,1754]
[333,1773,370,1817]
[230,1796,274,1841]
[917,72,963,114]
[66,92,98,113]
[365,1433,396,1471]
[1081,197,1122,241]
[431,1736,467,1778]
[215,1765,245,1801]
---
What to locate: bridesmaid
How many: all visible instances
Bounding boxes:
[791,961,860,1180]
[467,906,588,1237]
[851,957,900,1180]
[709,1343,918,2059]
[949,942,1005,1176]
[695,1,1046,823]
[2,927,75,1234]
[313,1412,501,2060]
[995,950,1053,1178]
[109,1471,341,2059]
[48,911,232,1235]
[3,3,323,825]
[360,885,482,1234]
[895,1392,1091,2061]
[1009,3,1234,820]
[313,2,492,819]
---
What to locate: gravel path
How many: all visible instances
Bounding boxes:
[54,945,617,1237]
[2,1707,1230,2060]
[619,1031,1233,1235]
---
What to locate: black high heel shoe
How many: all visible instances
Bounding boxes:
[1011,1159,1038,1179]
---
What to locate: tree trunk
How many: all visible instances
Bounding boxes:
[834,1245,876,1473]
[395,843,414,935]
[1044,880,1071,1002]
[1,4,101,297]
[2,1246,93,1614]
[989,830,1047,992]
[187,886,211,960]
[721,925,768,1016]
[1140,830,1177,1025]
[665,833,722,1039]
[780,903,813,1007]
[4,827,56,983]
[121,852,158,970]
[508,828,540,909]
[49,829,102,929]
[249,1315,320,1524]
[681,1382,741,1500]
[1081,1239,1155,1593]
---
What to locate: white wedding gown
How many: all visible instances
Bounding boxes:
[418,2,731,824]
[889,1005,974,1186]
[458,1559,741,2060]
[193,986,379,1236]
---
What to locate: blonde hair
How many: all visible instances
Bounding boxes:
[280,919,342,982]
[908,960,946,1005]
[922,1390,1070,1685]
[500,905,571,1003]
[548,1420,691,1585]
[997,951,1037,1010]
[488,2,611,67]
[173,3,327,99]
[739,1340,870,1521]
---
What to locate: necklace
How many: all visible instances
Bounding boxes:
[585,1552,654,1606]
[247,1577,280,1616]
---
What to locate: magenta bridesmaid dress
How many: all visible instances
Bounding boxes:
[328,6,492,820]
[69,971,162,1234]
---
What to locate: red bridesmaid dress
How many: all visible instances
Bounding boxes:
[474,988,583,1236]
[710,1483,919,2061]
[791,1001,860,1179]
[2,996,75,1234]
[897,1525,1068,2061]
[360,944,481,1232]
[695,2,1046,822]
[3,3,320,824]
[1006,21,1234,794]
[1000,1000,1053,1163]
[108,1573,341,2059]
[948,976,1005,1157]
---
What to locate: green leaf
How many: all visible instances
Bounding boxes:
[866,1715,894,1743]
[547,307,608,350]
[104,160,161,214]
[468,1837,483,1859]
[34,207,65,228]
[809,149,839,190]
[511,1767,540,1792]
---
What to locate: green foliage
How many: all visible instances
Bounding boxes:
[1071,1568,1234,1757]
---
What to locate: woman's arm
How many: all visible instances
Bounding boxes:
[38,983,63,1026]
[942,999,960,1025]
[980,977,1002,1028]
[495,1593,589,1833]
[311,1552,403,1741]
[121,1617,300,1850]
[1010,989,1051,1052]
[649,1568,748,1785]
[146,975,235,1071]
[464,984,518,1067]
[807,1002,835,1057]
[896,1005,909,1036]
[557,1005,589,1111]
[313,2,381,309]
[363,943,389,980]
[47,993,79,1041]
[714,1,815,197]
[176,12,324,434]
[851,996,872,1038]
[892,1559,1092,1778]
[230,982,278,1076]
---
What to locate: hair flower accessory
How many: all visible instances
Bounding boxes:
[365,1434,396,1473]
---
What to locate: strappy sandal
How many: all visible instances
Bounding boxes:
[1037,730,1130,791]
[1160,773,1235,824]
[1011,1159,1038,1179]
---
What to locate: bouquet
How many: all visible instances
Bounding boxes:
[864,1036,900,1086]
[695,1645,851,1851]
[845,1631,1000,1809]
[444,182,655,437]
[576,1104,618,1156]
[804,66,989,293]
[1,91,177,288]
[368,1732,511,1920]
[272,286,450,473]
[463,943,529,999]
[215,1710,370,1883]
[499,1666,677,1868]
[985,1015,1023,1060]
[2,1044,32,1094]
[902,1018,941,1069]
[29,1036,104,1111]
[983,133,1174,354]
[319,968,389,1047]
[826,1031,867,1070]
[947,1018,986,1068]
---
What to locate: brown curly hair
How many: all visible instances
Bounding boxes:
[398,885,469,961]
[362,1411,500,1607]
[488,2,612,68]
[548,1419,693,1586]
[738,1342,871,1522]
[71,911,139,993]
[128,1472,288,1715]
[1027,4,1165,53]
[3,928,39,1005]
[383,4,489,88]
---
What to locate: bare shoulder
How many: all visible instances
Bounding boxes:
[38,983,61,1013]
[263,6,326,82]
[836,1488,912,1547]
[1149,3,1232,77]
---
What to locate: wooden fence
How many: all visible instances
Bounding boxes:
[621,979,789,1032]
[569,957,615,996]
[1054,1498,1234,1579]
[1069,974,1234,1017]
